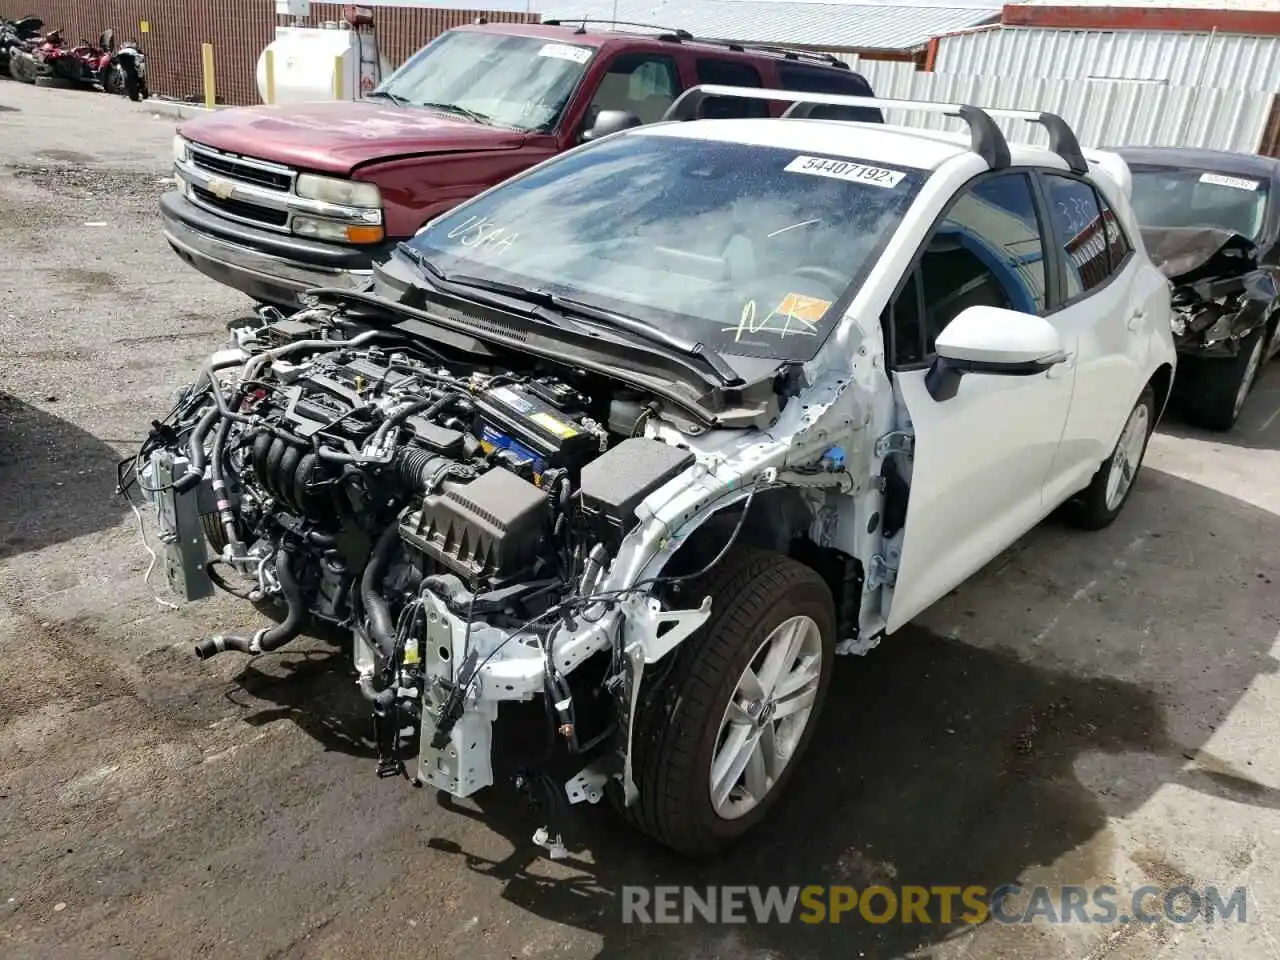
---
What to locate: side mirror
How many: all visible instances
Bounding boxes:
[925,305,1068,402]
[581,109,641,143]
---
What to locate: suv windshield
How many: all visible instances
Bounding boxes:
[1129,165,1270,241]
[406,131,926,362]
[371,31,594,131]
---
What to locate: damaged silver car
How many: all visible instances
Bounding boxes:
[1120,148,1280,430]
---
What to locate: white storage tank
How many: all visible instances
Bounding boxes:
[255,25,391,104]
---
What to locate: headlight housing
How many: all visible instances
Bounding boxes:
[292,216,385,245]
[172,135,189,164]
[295,174,381,209]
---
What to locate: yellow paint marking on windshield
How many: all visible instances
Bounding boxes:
[727,293,830,342]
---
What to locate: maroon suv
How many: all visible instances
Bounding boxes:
[162,20,881,307]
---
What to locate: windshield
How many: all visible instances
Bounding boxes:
[370,30,593,132]
[405,132,926,363]
[1129,165,1270,241]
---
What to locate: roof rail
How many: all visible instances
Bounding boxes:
[542,18,693,40]
[540,20,850,67]
[660,85,1088,174]
[694,37,850,68]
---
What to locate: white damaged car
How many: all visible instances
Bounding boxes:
[132,85,1176,856]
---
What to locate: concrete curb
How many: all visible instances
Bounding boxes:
[137,99,220,120]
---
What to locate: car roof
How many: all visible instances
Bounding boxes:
[636,117,1079,174]
[452,21,855,72]
[1114,146,1280,183]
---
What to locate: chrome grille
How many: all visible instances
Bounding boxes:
[191,185,289,227]
[190,149,292,192]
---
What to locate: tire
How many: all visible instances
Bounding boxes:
[616,547,835,856]
[1182,326,1267,432]
[103,64,126,96]
[1066,385,1155,531]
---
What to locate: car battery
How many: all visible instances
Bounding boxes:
[473,382,600,479]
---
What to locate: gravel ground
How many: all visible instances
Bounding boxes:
[3,81,1280,960]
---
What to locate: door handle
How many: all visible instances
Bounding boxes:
[1126,311,1145,331]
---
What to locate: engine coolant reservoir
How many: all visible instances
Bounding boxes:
[255,25,391,104]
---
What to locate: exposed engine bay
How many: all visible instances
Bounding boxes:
[121,302,874,852]
[1141,225,1279,355]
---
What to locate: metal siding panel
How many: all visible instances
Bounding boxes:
[863,66,1269,152]
[934,26,1280,91]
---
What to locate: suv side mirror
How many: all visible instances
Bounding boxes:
[926,305,1069,402]
[582,109,642,143]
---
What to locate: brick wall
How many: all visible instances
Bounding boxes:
[0,1,538,106]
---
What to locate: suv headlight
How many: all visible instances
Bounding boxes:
[173,135,189,164]
[295,174,381,209]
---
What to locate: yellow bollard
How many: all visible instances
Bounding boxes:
[201,42,215,109]
[264,48,275,104]
[333,54,344,101]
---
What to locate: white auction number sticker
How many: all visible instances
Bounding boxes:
[785,155,905,188]
[538,42,592,64]
[1200,172,1261,192]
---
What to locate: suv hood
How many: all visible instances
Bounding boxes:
[178,100,528,175]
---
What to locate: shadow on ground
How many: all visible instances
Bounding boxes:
[201,465,1280,960]
[400,466,1280,959]
[0,392,127,561]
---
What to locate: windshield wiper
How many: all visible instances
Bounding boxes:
[365,89,409,107]
[546,293,744,386]
[395,245,742,386]
[416,101,491,124]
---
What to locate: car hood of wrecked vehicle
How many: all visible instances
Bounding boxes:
[1139,225,1260,284]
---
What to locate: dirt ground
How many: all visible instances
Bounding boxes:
[2,81,1280,960]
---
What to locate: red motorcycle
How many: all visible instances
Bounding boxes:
[36,29,115,90]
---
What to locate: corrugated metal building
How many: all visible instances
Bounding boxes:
[850,1,1280,155]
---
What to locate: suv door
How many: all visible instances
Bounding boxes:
[1036,172,1153,504]
[885,171,1077,632]
[578,51,681,135]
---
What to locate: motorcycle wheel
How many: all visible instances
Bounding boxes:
[103,64,126,96]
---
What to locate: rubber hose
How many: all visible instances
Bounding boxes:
[362,523,402,660]
[393,448,456,492]
[208,417,241,553]
[257,550,305,652]
[175,406,220,494]
[193,551,306,659]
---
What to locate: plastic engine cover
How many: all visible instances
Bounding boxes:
[400,467,546,583]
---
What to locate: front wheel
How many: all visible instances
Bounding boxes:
[617,548,835,856]
[1066,385,1155,531]
[9,52,37,83]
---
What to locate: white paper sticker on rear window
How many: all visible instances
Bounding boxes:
[538,42,592,64]
[785,155,905,188]
[1199,172,1261,191]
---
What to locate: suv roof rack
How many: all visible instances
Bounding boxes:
[540,19,850,67]
[661,84,1088,174]
[542,18,693,41]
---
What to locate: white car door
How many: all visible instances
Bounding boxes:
[884,171,1076,633]
[1036,172,1151,505]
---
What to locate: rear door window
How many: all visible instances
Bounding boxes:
[696,58,769,118]
[777,65,882,123]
